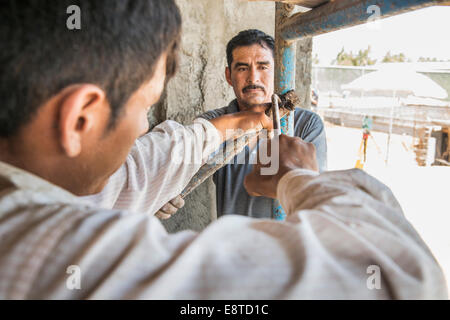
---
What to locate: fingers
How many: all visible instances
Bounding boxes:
[239,110,273,131]
[161,201,179,215]
[170,195,185,209]
[243,175,262,197]
[249,110,273,131]
[244,134,319,200]
[155,211,172,220]
[244,169,276,199]
[155,196,185,220]
[261,113,274,131]
[288,136,319,172]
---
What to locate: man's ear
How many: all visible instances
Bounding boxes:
[58,84,107,158]
[225,67,233,87]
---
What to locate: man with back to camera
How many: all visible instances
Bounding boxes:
[197,29,328,219]
[0,0,446,299]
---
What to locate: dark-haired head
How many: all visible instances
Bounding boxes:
[226,29,275,70]
[225,30,275,112]
[0,0,181,137]
[0,0,182,196]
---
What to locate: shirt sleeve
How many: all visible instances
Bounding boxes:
[295,110,328,172]
[275,168,447,299]
[80,118,221,216]
[38,168,447,300]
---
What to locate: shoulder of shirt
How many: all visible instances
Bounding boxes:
[294,107,324,127]
[294,107,318,120]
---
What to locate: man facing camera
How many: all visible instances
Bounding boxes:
[199,29,328,219]
[0,1,446,299]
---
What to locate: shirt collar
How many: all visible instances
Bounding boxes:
[0,161,79,204]
[227,99,240,114]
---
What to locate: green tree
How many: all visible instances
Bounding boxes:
[417,56,449,62]
[382,51,408,63]
[333,46,377,66]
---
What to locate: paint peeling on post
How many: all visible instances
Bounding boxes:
[273,3,296,221]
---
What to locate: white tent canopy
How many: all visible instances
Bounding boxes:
[342,65,448,99]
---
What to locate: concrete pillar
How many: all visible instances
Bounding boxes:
[147,0,312,232]
[296,37,313,110]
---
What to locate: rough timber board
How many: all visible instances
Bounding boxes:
[245,0,329,9]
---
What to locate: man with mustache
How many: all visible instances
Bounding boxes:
[0,0,446,300]
[198,29,328,219]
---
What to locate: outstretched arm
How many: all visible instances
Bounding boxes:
[82,111,272,217]
[43,135,446,299]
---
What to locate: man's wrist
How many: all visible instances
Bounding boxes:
[208,115,234,142]
[276,168,319,200]
[208,113,261,143]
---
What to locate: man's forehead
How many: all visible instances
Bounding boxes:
[231,44,274,65]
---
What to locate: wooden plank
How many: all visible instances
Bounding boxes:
[281,0,445,41]
[245,0,329,9]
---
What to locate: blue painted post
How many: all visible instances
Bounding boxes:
[273,3,296,221]
[270,0,443,221]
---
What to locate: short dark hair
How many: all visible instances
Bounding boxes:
[0,0,181,137]
[226,29,275,69]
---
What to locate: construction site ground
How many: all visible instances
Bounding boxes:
[325,121,450,294]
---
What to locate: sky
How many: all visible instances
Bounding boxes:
[313,6,450,65]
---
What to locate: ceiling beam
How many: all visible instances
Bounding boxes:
[280,0,446,41]
[245,0,329,9]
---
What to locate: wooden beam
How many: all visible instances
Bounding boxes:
[280,0,446,41]
[245,0,329,9]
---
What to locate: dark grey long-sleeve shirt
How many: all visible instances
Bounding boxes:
[199,99,328,219]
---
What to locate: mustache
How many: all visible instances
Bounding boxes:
[243,85,265,93]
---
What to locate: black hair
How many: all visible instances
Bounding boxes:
[0,0,181,137]
[226,29,275,69]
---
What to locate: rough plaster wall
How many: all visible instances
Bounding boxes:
[296,37,313,110]
[147,0,311,233]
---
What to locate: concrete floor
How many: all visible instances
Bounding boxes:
[325,122,450,296]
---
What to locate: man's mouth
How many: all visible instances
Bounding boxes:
[243,85,265,94]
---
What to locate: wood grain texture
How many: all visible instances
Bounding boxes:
[245,0,329,8]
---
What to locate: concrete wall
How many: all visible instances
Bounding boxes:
[149,0,312,233]
[296,37,313,109]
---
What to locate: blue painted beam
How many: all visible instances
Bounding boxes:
[281,0,445,41]
[275,4,296,136]
[277,45,296,136]
[273,3,296,221]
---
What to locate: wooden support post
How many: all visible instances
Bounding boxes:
[273,3,297,220]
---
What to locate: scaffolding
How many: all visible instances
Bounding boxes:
[249,0,450,219]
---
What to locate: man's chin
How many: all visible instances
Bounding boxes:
[241,99,270,110]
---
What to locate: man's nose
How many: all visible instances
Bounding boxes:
[246,67,260,84]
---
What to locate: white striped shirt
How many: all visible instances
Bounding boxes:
[80,118,220,215]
